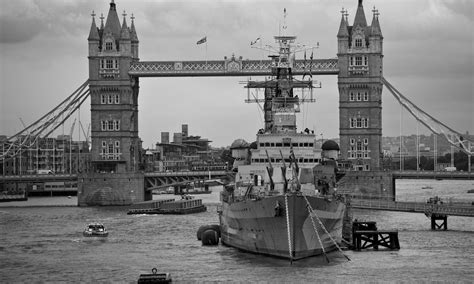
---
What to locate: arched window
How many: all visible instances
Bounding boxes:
[355,38,362,47]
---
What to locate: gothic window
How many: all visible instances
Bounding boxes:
[114,120,120,131]
[350,146,355,158]
[350,138,355,145]
[105,42,113,51]
[107,121,114,131]
[108,143,114,157]
[350,118,355,128]
[363,92,369,101]
[364,56,368,65]
[364,145,369,158]
[357,92,362,101]
[101,94,106,104]
[355,38,362,48]
[114,60,118,68]
[114,94,120,104]
[356,118,362,128]
[101,121,107,131]
[355,56,363,66]
[350,57,354,66]
[364,118,369,128]
[107,95,113,104]
[100,60,104,69]
[106,59,113,69]
[349,92,355,101]
[364,138,369,144]
[102,141,106,148]
[356,141,363,158]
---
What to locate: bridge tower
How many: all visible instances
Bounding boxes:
[337,0,383,171]
[87,1,141,173]
[79,1,146,206]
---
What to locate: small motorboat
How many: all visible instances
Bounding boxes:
[83,222,109,237]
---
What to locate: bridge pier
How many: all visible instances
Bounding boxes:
[77,172,148,206]
[431,214,448,231]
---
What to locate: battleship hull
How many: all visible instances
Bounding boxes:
[219,194,345,260]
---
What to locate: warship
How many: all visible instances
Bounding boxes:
[218,33,347,260]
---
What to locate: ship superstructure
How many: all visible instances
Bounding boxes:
[219,33,346,261]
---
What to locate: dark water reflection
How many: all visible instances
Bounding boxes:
[1,180,473,282]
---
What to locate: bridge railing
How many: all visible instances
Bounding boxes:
[349,193,474,217]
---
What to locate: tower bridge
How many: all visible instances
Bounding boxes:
[1,0,472,206]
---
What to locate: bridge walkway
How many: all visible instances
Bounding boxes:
[350,198,474,217]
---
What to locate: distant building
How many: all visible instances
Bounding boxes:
[1,135,90,175]
[145,124,221,172]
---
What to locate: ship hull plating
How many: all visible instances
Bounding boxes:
[219,194,345,260]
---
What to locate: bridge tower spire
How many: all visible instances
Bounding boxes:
[337,0,384,171]
[81,1,145,206]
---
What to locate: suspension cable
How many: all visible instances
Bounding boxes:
[1,80,90,160]
[382,77,472,155]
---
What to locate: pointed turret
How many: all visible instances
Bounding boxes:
[88,13,100,41]
[130,14,139,43]
[100,13,104,30]
[337,11,349,38]
[104,0,121,39]
[120,14,130,39]
[353,0,367,27]
[370,12,383,37]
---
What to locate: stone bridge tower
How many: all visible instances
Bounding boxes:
[87,1,141,173]
[79,1,146,206]
[337,0,383,171]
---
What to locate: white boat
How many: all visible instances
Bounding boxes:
[83,222,109,237]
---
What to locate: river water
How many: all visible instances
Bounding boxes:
[1,179,473,283]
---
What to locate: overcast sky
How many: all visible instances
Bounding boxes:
[0,0,472,148]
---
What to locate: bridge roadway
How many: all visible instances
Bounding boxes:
[392,170,473,180]
[1,170,472,184]
[351,198,474,217]
[0,171,231,189]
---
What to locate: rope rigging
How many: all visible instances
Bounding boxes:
[1,80,90,160]
[382,77,472,156]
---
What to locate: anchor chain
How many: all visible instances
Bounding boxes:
[284,194,293,262]
[303,195,351,261]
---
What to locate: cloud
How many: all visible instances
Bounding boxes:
[0,17,44,43]
[0,0,101,43]
[442,0,473,21]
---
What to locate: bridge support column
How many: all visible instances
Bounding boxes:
[77,172,146,206]
[431,214,447,230]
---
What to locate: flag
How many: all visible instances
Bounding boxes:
[196,36,207,45]
[250,37,260,46]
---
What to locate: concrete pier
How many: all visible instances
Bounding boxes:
[77,172,147,206]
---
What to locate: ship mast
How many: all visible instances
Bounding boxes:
[245,35,316,134]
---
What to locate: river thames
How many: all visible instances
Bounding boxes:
[1,179,473,283]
